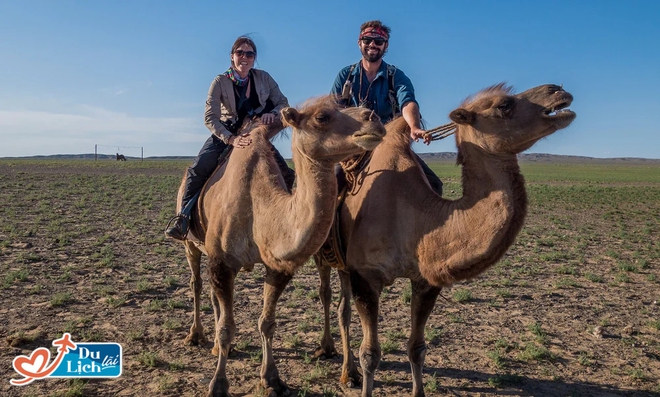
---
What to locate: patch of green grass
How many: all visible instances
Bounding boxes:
[554,277,581,289]
[136,278,153,292]
[138,351,159,367]
[556,265,577,275]
[163,275,178,287]
[627,368,646,381]
[284,334,302,349]
[614,273,631,283]
[529,322,548,344]
[51,292,73,307]
[488,373,524,388]
[518,343,555,362]
[380,339,398,354]
[585,272,604,283]
[577,351,593,367]
[424,372,441,393]
[169,360,185,371]
[167,299,186,310]
[487,350,507,369]
[425,327,443,344]
[145,299,166,312]
[235,337,252,351]
[81,329,104,342]
[58,378,88,397]
[401,283,412,304]
[649,320,660,331]
[452,289,473,303]
[617,261,638,273]
[107,295,126,308]
[297,321,310,333]
[127,327,145,341]
[158,374,176,391]
[2,269,29,287]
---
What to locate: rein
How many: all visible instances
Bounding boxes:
[423,121,457,142]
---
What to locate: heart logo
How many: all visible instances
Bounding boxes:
[13,348,51,378]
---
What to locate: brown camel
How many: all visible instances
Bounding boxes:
[175,96,386,397]
[315,84,576,397]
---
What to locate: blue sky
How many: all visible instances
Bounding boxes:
[1,0,658,159]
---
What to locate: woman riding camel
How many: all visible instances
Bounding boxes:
[165,36,293,240]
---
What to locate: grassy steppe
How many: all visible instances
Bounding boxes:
[0,159,658,397]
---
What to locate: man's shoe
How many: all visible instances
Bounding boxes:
[164,214,189,241]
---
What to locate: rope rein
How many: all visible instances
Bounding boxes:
[423,121,457,142]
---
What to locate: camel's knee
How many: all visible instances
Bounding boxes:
[258,316,276,339]
[359,346,381,374]
[218,324,235,347]
[407,341,427,364]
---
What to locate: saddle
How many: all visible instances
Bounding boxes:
[316,151,373,270]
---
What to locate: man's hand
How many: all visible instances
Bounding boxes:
[410,127,430,145]
[229,132,252,148]
[261,112,276,125]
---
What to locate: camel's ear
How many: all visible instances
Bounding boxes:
[449,108,475,125]
[281,107,301,128]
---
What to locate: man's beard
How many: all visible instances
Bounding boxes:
[361,46,384,62]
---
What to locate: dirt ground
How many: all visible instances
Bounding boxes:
[0,160,659,397]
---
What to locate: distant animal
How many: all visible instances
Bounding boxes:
[314,84,576,397]
[116,153,126,161]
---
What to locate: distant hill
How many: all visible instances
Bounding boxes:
[2,153,659,164]
[417,152,660,164]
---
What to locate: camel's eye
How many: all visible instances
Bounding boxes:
[496,98,514,114]
[315,112,330,123]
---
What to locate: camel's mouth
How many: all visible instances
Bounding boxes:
[543,101,575,119]
[353,133,384,150]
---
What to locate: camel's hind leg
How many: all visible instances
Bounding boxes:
[408,279,441,397]
[350,271,383,397]
[183,241,208,347]
[314,258,337,359]
[206,259,237,397]
[257,267,293,396]
[337,269,361,387]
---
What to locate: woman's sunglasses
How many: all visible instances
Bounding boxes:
[234,50,256,59]
[360,37,387,46]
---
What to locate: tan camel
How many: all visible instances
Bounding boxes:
[315,84,576,397]
[175,96,386,397]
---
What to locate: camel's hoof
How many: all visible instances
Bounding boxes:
[313,346,338,359]
[184,332,208,347]
[340,371,362,388]
[258,378,290,397]
[207,377,231,397]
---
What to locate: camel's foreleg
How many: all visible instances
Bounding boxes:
[408,279,441,397]
[258,267,293,396]
[210,290,220,356]
[184,242,208,347]
[338,269,360,387]
[206,259,237,397]
[314,258,337,359]
[351,271,382,397]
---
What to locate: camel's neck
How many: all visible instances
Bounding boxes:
[418,139,527,286]
[259,140,337,271]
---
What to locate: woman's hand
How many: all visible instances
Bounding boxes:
[261,112,277,125]
[229,132,252,148]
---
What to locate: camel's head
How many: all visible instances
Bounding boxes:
[281,97,386,163]
[449,84,576,154]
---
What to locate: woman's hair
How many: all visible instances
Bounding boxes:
[230,36,257,56]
